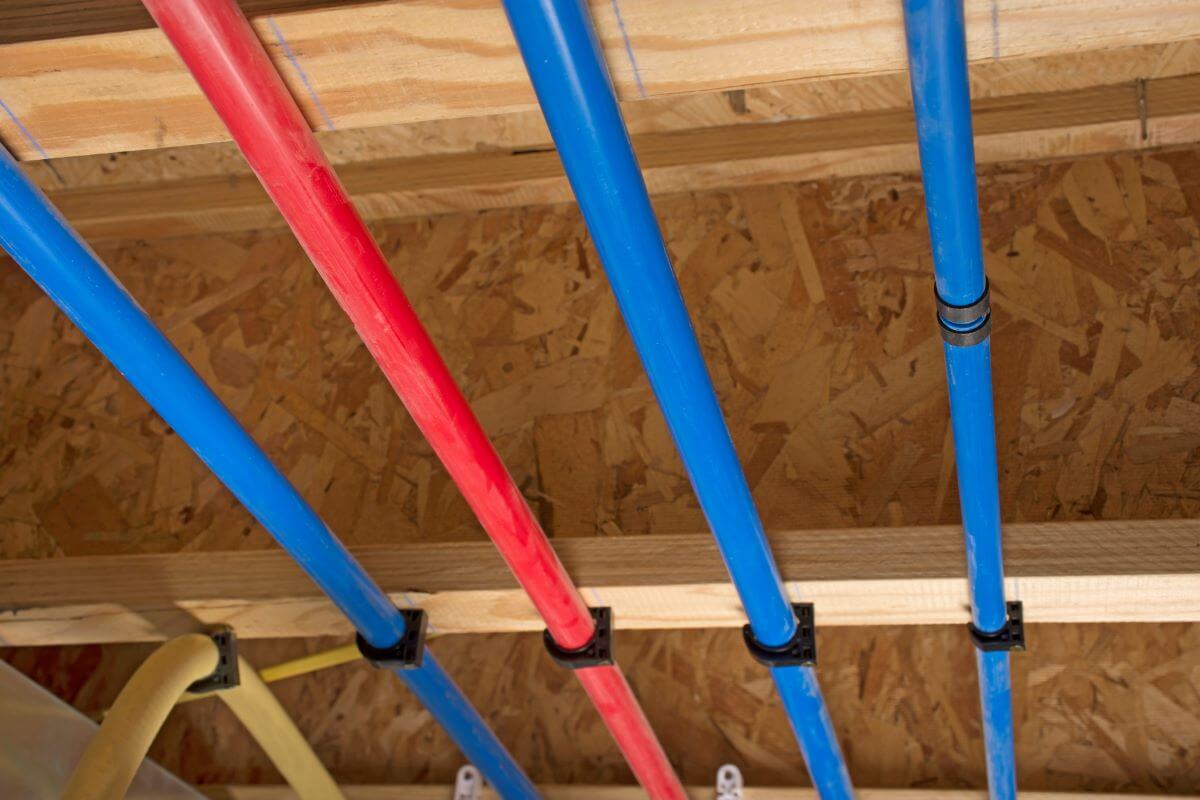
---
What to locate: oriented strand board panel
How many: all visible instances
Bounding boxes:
[2,147,1200,560]
[6,623,1200,792]
[0,0,1199,159]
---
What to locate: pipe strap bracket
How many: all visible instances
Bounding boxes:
[356,608,428,669]
[968,601,1026,652]
[188,626,241,694]
[743,603,817,668]
[543,606,614,669]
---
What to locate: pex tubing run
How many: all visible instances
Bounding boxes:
[902,0,1017,797]
[501,1,854,797]
[0,146,538,800]
[63,634,341,800]
[140,1,683,797]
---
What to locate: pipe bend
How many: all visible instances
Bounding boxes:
[62,634,218,800]
[63,634,343,800]
[213,655,343,800]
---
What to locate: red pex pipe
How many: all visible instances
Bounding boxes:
[143,0,589,650]
[576,666,684,796]
[142,2,683,797]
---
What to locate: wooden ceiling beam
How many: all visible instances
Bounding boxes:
[0,0,358,45]
[42,73,1200,241]
[201,785,1195,799]
[0,0,1196,161]
[2,519,1197,646]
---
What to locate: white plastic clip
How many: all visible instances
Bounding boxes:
[454,765,484,800]
[715,764,744,800]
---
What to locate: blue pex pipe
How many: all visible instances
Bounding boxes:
[902,0,987,309]
[977,650,1017,800]
[944,340,1007,633]
[903,1,1016,798]
[503,0,794,651]
[501,1,853,796]
[772,667,855,796]
[400,655,540,799]
[0,146,538,800]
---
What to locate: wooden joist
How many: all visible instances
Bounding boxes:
[1,519,1197,646]
[44,73,1200,241]
[201,786,1193,799]
[0,0,1197,160]
[0,1,347,44]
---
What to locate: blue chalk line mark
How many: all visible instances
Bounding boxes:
[610,0,647,99]
[266,16,337,131]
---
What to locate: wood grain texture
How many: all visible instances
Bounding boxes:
[4,148,1200,563]
[200,786,1193,799]
[2,520,1197,644]
[41,74,1200,241]
[8,623,1200,792]
[0,0,1198,159]
[22,39,1200,194]
[0,0,360,45]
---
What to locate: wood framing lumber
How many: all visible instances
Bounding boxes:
[199,786,1194,799]
[0,1,346,44]
[0,0,1197,160]
[41,73,1200,241]
[1,519,1197,646]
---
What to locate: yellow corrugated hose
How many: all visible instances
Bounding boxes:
[62,633,343,800]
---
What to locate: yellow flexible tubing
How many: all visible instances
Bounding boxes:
[62,634,215,800]
[258,642,361,683]
[62,633,342,800]
[216,654,342,798]
[175,641,362,707]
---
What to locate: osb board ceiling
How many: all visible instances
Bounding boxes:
[5,622,1199,792]
[2,146,1200,559]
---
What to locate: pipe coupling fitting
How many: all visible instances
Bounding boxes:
[936,280,991,346]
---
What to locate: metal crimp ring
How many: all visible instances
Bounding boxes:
[938,312,992,347]
[935,278,990,326]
